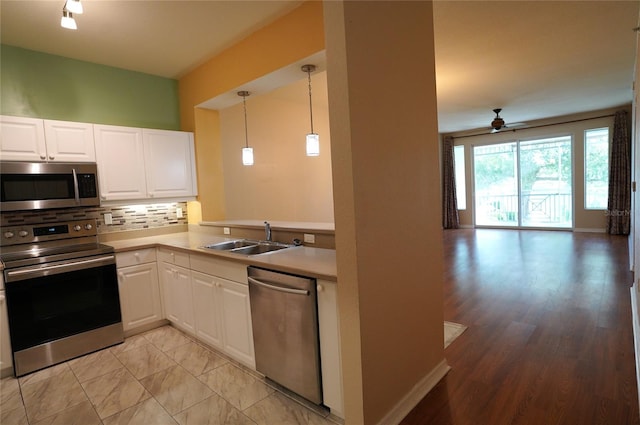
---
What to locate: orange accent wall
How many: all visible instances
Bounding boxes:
[178,1,324,221]
[178,1,325,132]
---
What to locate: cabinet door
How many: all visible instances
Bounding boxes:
[94,124,147,201]
[219,278,255,368]
[159,262,195,335]
[117,263,162,332]
[191,271,223,349]
[317,280,344,417]
[0,115,47,161]
[143,129,196,199]
[44,120,96,162]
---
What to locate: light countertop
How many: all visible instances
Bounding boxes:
[104,231,337,282]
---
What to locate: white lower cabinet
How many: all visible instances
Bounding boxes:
[116,249,163,333]
[190,255,255,368]
[317,279,344,418]
[159,262,195,336]
[218,278,254,367]
[191,271,223,348]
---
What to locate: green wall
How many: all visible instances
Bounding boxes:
[1,45,180,130]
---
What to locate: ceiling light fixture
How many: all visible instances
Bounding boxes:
[60,8,77,30]
[65,0,83,15]
[238,91,254,166]
[302,64,319,157]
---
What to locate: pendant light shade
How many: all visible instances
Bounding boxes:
[60,9,77,30]
[302,64,319,157]
[238,91,254,166]
[242,147,254,166]
[306,133,320,156]
[65,0,83,14]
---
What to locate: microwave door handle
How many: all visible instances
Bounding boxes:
[72,168,80,204]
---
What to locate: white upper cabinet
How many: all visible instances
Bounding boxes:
[94,124,196,202]
[143,129,197,199]
[94,124,147,201]
[0,116,95,162]
[44,120,96,162]
[0,116,46,161]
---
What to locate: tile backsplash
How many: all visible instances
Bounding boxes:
[1,202,188,234]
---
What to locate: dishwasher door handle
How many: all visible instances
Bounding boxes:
[248,276,310,296]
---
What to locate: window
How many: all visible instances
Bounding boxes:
[584,128,609,209]
[454,145,466,210]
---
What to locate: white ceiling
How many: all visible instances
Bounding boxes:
[1,1,638,134]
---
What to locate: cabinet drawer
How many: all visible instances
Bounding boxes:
[190,254,247,284]
[157,248,190,268]
[116,248,157,268]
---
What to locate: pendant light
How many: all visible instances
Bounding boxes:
[60,8,77,30]
[65,0,83,14]
[238,91,254,166]
[302,64,319,156]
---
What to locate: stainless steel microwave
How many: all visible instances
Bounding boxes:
[0,162,100,211]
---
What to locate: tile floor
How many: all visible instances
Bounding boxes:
[0,325,341,425]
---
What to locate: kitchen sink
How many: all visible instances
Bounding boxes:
[202,239,292,255]
[203,240,257,251]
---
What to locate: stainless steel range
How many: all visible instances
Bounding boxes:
[0,219,123,377]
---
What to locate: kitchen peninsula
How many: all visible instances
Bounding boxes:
[103,222,337,281]
[102,222,343,418]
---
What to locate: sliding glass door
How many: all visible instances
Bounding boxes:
[474,142,519,226]
[474,136,572,228]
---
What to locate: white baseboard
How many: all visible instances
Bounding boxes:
[573,227,606,233]
[376,359,451,425]
[631,284,640,415]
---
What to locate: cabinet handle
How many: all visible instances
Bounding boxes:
[0,294,4,302]
[134,253,140,261]
[317,284,324,292]
[118,272,124,279]
[40,154,46,160]
[49,155,55,160]
[215,282,221,288]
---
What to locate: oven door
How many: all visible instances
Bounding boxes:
[4,254,123,376]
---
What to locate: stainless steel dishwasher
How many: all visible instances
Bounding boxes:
[247,266,322,404]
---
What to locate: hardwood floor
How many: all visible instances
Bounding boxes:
[401,229,639,425]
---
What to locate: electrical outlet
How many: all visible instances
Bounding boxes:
[304,233,315,244]
[104,212,113,225]
[223,227,230,235]
[176,207,183,218]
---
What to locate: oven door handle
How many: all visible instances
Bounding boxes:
[5,255,115,282]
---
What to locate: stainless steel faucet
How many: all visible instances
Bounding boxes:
[264,221,272,242]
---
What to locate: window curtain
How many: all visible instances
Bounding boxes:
[606,110,631,235]
[442,135,459,229]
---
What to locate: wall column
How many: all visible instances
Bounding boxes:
[324,1,445,424]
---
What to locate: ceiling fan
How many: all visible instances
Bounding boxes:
[489,108,525,133]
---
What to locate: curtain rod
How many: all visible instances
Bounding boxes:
[452,113,617,140]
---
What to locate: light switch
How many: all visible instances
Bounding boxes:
[104,212,113,225]
[223,227,231,235]
[304,233,315,244]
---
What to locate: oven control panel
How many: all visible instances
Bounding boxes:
[0,219,98,246]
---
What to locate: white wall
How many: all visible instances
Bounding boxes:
[219,71,333,222]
